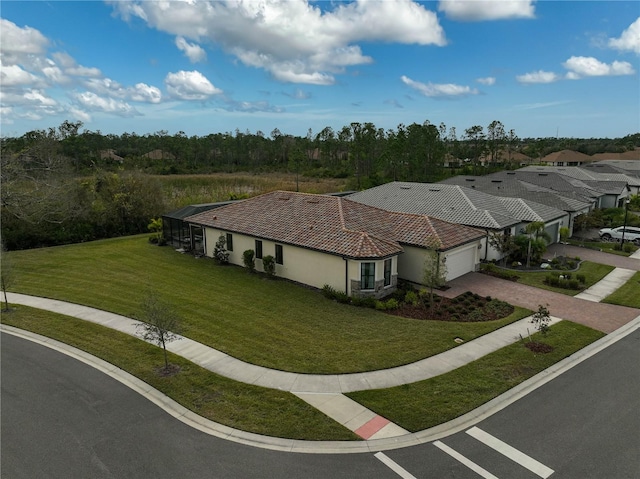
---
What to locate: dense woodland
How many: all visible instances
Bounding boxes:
[2,119,639,250]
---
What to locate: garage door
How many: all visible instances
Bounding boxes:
[444,245,478,281]
[544,222,559,244]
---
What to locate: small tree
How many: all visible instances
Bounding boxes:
[243,249,255,272]
[262,255,276,277]
[1,241,15,312]
[488,231,517,266]
[147,217,164,245]
[214,234,229,264]
[522,221,551,268]
[559,226,570,256]
[531,304,551,336]
[136,293,181,372]
[423,248,447,310]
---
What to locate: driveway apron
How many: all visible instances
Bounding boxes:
[441,272,639,333]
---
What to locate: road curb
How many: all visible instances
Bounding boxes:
[3,315,639,454]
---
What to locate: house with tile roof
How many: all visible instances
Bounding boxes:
[349,182,570,260]
[539,149,593,166]
[185,191,485,297]
[439,174,589,235]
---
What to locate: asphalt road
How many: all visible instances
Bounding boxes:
[2,329,639,478]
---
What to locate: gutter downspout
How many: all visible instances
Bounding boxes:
[485,229,490,261]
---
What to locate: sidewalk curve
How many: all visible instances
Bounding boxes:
[5,292,557,393]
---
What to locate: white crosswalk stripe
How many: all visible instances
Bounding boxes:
[433,441,500,479]
[466,427,554,478]
[374,452,418,479]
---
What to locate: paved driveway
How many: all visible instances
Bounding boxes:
[441,272,639,333]
[546,244,640,271]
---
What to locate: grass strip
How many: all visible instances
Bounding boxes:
[515,261,615,296]
[347,321,604,432]
[602,271,640,308]
[7,235,530,374]
[1,305,358,441]
[567,239,636,257]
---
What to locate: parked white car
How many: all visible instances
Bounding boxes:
[599,226,640,244]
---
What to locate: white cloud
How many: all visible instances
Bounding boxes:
[401,75,479,97]
[0,19,49,64]
[608,17,640,54]
[563,56,635,78]
[476,76,496,85]
[23,89,58,107]
[164,70,222,100]
[52,52,102,77]
[516,70,559,84]
[73,91,140,117]
[0,63,40,86]
[175,36,207,63]
[438,0,535,21]
[130,83,162,103]
[109,0,446,84]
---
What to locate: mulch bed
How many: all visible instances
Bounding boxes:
[524,341,554,353]
[388,291,514,322]
[154,364,182,377]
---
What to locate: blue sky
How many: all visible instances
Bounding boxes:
[1,1,639,140]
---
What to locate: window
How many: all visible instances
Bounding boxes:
[226,233,233,252]
[275,244,283,264]
[384,259,392,287]
[255,240,263,259]
[361,262,375,290]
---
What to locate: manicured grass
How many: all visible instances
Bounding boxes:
[6,235,531,374]
[347,321,605,432]
[515,261,615,296]
[602,271,640,308]
[567,239,637,257]
[1,305,358,441]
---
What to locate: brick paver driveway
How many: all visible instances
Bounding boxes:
[546,244,640,271]
[441,272,639,333]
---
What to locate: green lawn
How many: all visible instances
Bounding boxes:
[348,321,604,432]
[1,305,357,441]
[6,235,530,374]
[602,271,640,308]
[515,261,615,296]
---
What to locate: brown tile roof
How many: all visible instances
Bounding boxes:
[541,149,593,163]
[186,191,484,259]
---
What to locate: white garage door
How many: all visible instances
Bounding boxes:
[444,245,478,281]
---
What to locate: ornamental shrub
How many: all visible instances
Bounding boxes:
[262,255,275,276]
[243,249,255,272]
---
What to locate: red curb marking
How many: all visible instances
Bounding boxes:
[354,415,390,439]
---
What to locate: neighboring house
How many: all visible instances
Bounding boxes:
[348,182,522,262]
[518,166,632,207]
[143,149,176,160]
[440,175,593,235]
[98,149,124,162]
[539,149,593,166]
[185,191,484,297]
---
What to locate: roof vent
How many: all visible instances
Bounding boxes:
[507,172,515,175]
[465,178,475,182]
[399,185,411,189]
[306,199,320,204]
[278,196,290,201]
[538,173,548,176]
[429,188,441,192]
[491,180,502,183]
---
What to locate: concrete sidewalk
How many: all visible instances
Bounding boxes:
[5,292,558,440]
[575,268,635,302]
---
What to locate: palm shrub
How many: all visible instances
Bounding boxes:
[262,255,276,276]
[242,249,255,272]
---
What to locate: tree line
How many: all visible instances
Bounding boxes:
[1,119,638,250]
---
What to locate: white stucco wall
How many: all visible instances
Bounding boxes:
[202,227,398,296]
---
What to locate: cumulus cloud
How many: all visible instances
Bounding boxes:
[516,70,560,84]
[438,0,535,21]
[608,17,640,54]
[73,91,140,117]
[401,75,479,97]
[164,70,222,100]
[175,36,207,63]
[109,0,446,84]
[0,19,162,126]
[0,19,49,64]
[563,56,635,78]
[476,76,496,85]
